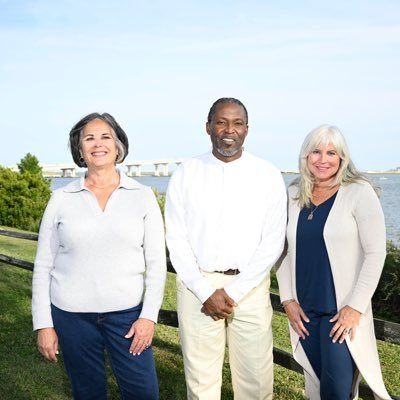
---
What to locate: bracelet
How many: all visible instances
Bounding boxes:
[282,299,296,309]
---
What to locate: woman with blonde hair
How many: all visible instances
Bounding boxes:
[277,125,391,399]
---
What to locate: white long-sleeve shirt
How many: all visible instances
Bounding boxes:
[165,151,287,304]
[32,172,166,330]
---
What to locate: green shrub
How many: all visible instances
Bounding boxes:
[17,153,42,175]
[0,167,51,232]
[373,240,400,323]
[153,189,165,218]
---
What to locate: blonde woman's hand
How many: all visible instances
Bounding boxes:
[329,305,361,343]
[125,318,155,356]
[283,301,310,340]
[37,327,59,362]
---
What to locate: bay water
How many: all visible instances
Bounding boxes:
[51,173,400,243]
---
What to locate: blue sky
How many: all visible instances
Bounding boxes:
[1,0,399,171]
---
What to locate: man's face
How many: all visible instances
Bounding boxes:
[206,102,248,162]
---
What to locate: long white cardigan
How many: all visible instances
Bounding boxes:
[276,182,391,400]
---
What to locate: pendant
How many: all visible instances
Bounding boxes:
[307,212,314,221]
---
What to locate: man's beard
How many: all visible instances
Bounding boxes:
[215,146,243,157]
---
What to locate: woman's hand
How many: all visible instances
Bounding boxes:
[283,301,310,340]
[329,305,361,343]
[37,327,59,362]
[125,318,155,356]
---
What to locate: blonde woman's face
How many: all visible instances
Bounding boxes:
[307,142,341,184]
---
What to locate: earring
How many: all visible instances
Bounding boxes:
[79,157,85,163]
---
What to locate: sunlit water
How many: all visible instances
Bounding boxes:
[51,173,400,243]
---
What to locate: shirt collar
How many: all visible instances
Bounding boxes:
[118,171,142,190]
[62,170,142,193]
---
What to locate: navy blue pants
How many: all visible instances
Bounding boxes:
[300,313,356,400]
[51,304,158,400]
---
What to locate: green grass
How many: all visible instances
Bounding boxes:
[0,232,399,399]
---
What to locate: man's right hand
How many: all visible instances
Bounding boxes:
[201,289,237,321]
[37,327,59,362]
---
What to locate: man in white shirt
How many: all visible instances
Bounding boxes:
[165,98,287,399]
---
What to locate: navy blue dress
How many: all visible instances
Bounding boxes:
[296,192,355,400]
[296,193,337,314]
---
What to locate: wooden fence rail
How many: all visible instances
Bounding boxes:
[1,229,399,400]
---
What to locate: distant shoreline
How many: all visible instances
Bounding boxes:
[363,171,400,174]
[282,170,400,175]
[43,170,400,178]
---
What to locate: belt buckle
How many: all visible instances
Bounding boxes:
[223,269,239,275]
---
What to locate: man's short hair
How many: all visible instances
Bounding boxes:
[207,98,248,125]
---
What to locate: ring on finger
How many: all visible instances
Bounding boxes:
[344,328,349,334]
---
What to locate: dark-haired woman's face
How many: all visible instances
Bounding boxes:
[81,118,118,170]
[307,142,340,184]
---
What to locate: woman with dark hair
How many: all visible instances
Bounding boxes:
[277,125,391,399]
[32,112,166,399]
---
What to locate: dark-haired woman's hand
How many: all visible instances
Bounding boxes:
[37,327,59,362]
[125,318,155,356]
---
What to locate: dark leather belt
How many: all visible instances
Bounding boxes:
[214,269,240,275]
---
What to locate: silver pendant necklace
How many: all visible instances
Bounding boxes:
[308,184,339,221]
[307,204,319,221]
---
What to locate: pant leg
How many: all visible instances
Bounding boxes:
[176,274,227,400]
[100,304,159,400]
[319,315,355,400]
[227,276,274,400]
[51,305,107,400]
[300,314,322,380]
[300,313,355,400]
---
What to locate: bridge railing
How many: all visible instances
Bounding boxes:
[8,160,188,178]
[1,228,399,400]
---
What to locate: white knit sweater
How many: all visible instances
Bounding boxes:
[32,172,166,330]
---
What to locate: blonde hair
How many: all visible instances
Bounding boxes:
[294,124,375,208]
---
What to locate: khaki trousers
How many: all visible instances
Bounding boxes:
[177,272,274,400]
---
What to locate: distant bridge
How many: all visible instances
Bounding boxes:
[9,159,187,178]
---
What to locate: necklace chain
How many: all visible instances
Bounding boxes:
[307,185,339,221]
[85,178,119,190]
[86,182,116,189]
